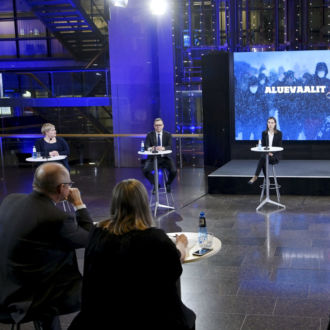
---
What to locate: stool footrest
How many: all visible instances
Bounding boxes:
[259,184,281,190]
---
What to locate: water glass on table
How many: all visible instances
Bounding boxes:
[199,232,214,249]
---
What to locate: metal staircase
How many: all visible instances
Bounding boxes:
[25,0,108,61]
[33,106,112,134]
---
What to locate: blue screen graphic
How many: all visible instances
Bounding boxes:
[234,50,330,140]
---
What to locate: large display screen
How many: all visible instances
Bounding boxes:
[234,50,330,140]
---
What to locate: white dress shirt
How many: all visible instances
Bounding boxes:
[268,132,274,147]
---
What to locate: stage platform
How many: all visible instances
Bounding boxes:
[208,160,330,195]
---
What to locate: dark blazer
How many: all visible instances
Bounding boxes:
[261,130,282,161]
[35,136,70,157]
[69,227,195,330]
[0,191,93,323]
[35,137,70,169]
[145,130,173,159]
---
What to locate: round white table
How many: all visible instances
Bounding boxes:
[26,155,67,162]
[251,146,285,211]
[138,150,174,216]
[168,232,222,263]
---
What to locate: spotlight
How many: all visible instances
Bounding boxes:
[110,0,128,8]
[150,0,167,15]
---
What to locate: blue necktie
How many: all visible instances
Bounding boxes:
[157,134,161,146]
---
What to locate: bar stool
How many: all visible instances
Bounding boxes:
[260,164,281,202]
[150,168,174,210]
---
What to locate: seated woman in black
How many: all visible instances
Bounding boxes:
[69,178,195,330]
[248,116,282,184]
[35,123,70,170]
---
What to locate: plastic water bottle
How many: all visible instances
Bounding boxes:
[198,211,207,248]
[140,141,145,152]
[32,146,37,158]
[258,139,262,150]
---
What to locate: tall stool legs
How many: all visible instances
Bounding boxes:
[260,164,281,203]
[150,168,174,216]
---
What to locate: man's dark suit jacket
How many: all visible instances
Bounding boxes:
[0,191,93,323]
[145,130,173,158]
[261,130,282,161]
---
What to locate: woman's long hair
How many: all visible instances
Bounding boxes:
[265,116,278,133]
[99,179,154,235]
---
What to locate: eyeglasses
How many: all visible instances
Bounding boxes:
[154,124,163,127]
[61,182,74,187]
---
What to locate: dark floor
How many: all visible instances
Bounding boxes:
[1,165,330,330]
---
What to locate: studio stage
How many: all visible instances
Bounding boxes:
[208,160,330,196]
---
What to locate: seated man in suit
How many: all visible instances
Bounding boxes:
[0,162,93,330]
[142,118,177,193]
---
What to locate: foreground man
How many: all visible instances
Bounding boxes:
[0,162,93,330]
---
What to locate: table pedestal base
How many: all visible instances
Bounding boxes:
[151,202,175,217]
[256,197,286,211]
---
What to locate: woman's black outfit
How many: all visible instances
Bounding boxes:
[255,130,282,177]
[35,137,70,170]
[69,227,196,330]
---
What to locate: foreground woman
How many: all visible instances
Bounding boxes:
[69,178,195,330]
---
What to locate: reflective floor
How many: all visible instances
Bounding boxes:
[0,165,330,330]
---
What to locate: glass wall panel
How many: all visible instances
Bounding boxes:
[51,39,71,57]
[0,1,14,19]
[16,0,35,17]
[0,21,15,38]
[19,40,47,57]
[17,19,46,37]
[0,41,16,58]
[2,73,19,96]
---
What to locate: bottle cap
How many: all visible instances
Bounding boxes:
[200,211,205,217]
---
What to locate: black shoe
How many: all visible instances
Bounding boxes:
[166,184,171,193]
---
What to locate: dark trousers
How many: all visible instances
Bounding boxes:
[255,154,279,177]
[19,278,82,330]
[142,157,177,186]
[35,315,62,330]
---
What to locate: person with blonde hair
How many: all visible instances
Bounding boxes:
[35,123,70,170]
[69,178,195,330]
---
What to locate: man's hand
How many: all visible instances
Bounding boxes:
[67,188,84,207]
[156,146,165,151]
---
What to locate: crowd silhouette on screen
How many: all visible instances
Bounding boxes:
[235,61,330,141]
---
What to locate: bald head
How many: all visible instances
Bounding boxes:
[33,162,70,194]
